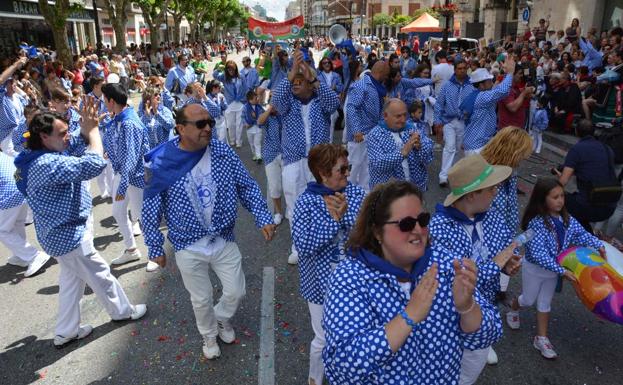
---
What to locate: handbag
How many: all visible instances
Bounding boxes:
[588,143,623,205]
[170,68,182,94]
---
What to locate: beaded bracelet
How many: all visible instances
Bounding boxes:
[457,300,476,315]
[399,310,418,328]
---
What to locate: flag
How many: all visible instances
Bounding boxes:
[248,16,305,40]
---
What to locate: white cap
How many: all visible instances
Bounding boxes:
[106,73,120,84]
[469,68,494,84]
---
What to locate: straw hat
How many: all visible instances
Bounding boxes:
[443,154,512,206]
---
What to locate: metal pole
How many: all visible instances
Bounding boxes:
[442,0,450,50]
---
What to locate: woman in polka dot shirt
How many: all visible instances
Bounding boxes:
[292,143,366,385]
[322,181,503,384]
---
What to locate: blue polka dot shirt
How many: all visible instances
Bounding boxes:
[0,151,24,210]
[367,121,433,191]
[322,246,503,384]
[272,79,339,166]
[430,208,513,303]
[0,92,27,144]
[139,105,175,149]
[16,137,106,256]
[261,114,282,165]
[525,215,603,275]
[463,74,512,151]
[490,175,519,233]
[433,75,475,126]
[292,183,365,304]
[344,76,383,142]
[142,138,273,259]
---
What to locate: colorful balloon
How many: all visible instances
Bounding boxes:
[556,246,623,325]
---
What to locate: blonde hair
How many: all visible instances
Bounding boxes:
[481,126,533,168]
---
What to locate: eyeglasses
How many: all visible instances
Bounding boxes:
[322,62,331,65]
[384,212,431,232]
[181,119,215,129]
[334,164,352,175]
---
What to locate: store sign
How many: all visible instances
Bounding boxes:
[3,1,95,20]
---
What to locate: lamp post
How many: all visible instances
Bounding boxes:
[349,1,353,33]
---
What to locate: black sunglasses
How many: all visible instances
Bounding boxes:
[181,118,215,129]
[384,212,430,232]
[336,164,352,175]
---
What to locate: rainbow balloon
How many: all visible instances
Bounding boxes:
[557,246,623,325]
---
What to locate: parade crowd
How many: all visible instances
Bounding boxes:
[2,15,623,385]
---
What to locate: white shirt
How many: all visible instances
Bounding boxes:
[431,62,454,96]
[390,131,410,180]
[302,103,312,155]
[461,220,487,264]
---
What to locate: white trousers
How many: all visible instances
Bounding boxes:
[224,103,244,146]
[111,174,143,249]
[347,140,370,192]
[329,110,338,143]
[518,260,558,313]
[0,135,17,157]
[246,125,262,158]
[308,302,326,385]
[530,130,543,153]
[55,227,134,337]
[282,158,314,221]
[175,242,246,338]
[0,203,38,263]
[439,119,465,182]
[459,347,489,385]
[95,161,113,197]
[265,155,283,200]
[215,117,227,143]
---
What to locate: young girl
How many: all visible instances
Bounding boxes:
[243,89,263,163]
[507,178,605,359]
[207,80,228,142]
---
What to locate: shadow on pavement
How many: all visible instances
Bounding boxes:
[98,215,117,230]
[0,322,123,385]
[93,233,122,251]
[0,258,57,285]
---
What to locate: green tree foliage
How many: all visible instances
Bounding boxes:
[38,0,82,67]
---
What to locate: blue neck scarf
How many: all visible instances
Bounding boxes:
[435,203,487,243]
[143,138,206,199]
[551,216,566,252]
[366,72,387,107]
[379,120,411,134]
[14,149,53,195]
[354,247,432,293]
[304,182,345,196]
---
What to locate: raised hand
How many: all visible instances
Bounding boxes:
[452,259,478,312]
[405,263,439,323]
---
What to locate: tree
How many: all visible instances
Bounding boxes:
[390,14,413,27]
[135,0,171,49]
[168,0,189,44]
[38,0,81,67]
[372,13,391,29]
[102,0,133,53]
[413,7,440,20]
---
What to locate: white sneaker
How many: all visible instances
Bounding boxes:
[217,319,236,344]
[24,252,51,277]
[273,213,283,226]
[486,347,498,365]
[533,336,558,359]
[506,310,520,330]
[132,222,142,237]
[101,193,111,199]
[111,249,141,265]
[287,251,299,265]
[146,260,160,272]
[54,325,93,348]
[7,255,29,267]
[203,336,221,359]
[130,304,147,320]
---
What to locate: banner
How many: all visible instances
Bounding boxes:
[248,16,305,40]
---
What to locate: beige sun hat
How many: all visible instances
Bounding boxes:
[443,154,512,206]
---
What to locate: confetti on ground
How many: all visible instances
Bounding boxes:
[131,330,139,336]
[157,335,171,342]
[38,369,48,380]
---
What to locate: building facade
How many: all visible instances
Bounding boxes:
[286,1,302,19]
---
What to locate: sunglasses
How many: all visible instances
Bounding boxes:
[181,119,215,129]
[384,212,431,232]
[335,164,352,175]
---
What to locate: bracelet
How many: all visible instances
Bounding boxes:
[399,310,419,328]
[456,299,476,315]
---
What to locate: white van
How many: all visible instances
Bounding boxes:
[428,37,480,53]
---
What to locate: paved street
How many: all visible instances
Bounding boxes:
[1,50,623,385]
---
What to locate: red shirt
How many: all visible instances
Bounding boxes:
[497,85,527,129]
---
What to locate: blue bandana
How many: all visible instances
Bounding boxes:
[353,247,432,293]
[143,138,205,199]
[366,72,387,109]
[304,182,345,196]
[551,216,566,252]
[14,149,52,195]
[435,203,487,244]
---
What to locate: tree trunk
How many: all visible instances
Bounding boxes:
[112,18,127,53]
[172,15,183,44]
[51,24,73,68]
[149,24,161,48]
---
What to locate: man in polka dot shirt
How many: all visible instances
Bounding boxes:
[272,49,340,265]
[13,101,147,348]
[142,103,276,360]
[344,61,390,192]
[0,57,29,156]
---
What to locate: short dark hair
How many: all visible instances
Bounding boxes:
[307,143,349,183]
[50,87,70,102]
[436,50,447,60]
[90,76,104,88]
[101,83,128,106]
[26,111,67,150]
[177,54,188,63]
[575,119,594,137]
[175,104,189,125]
[453,59,467,68]
[408,100,424,114]
[246,89,256,101]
